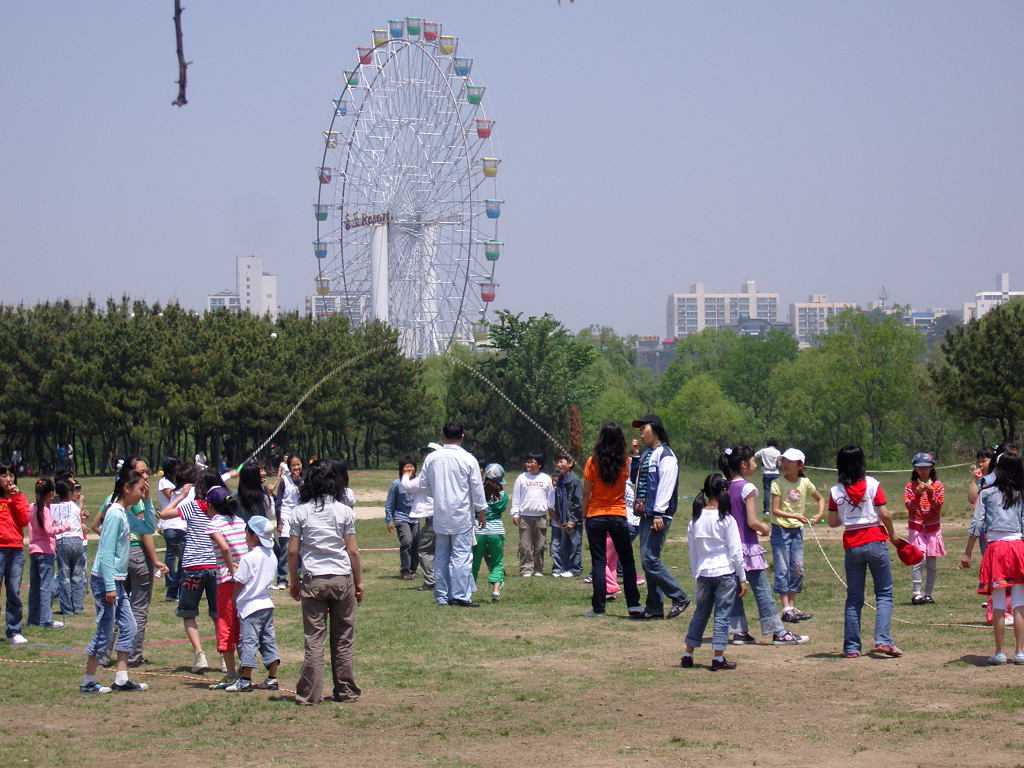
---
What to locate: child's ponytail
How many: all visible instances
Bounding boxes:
[694,473,732,521]
[718,446,753,479]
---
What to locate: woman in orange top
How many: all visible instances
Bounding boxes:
[582,423,642,618]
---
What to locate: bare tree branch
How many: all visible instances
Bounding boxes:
[172,0,188,106]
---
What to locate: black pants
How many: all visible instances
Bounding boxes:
[586,515,641,614]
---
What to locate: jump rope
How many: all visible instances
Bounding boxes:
[0,340,991,681]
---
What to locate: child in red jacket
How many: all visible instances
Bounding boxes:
[0,463,31,644]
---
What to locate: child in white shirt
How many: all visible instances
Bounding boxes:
[227,516,280,692]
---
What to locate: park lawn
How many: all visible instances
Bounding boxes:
[2,467,1019,767]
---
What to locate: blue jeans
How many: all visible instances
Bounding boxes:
[433,529,475,604]
[55,537,87,613]
[86,575,136,658]
[770,525,805,594]
[28,553,56,626]
[637,517,688,614]
[0,547,24,638]
[728,568,785,636]
[238,607,279,670]
[550,524,582,575]
[843,539,893,652]
[762,473,779,515]
[162,529,185,599]
[685,575,738,650]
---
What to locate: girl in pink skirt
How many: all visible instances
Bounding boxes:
[904,453,944,604]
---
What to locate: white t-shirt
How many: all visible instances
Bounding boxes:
[233,545,277,618]
[277,473,301,537]
[510,472,554,517]
[157,478,186,531]
[755,446,781,474]
[51,500,83,540]
[290,498,356,576]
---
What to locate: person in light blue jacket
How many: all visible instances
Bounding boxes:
[79,467,151,694]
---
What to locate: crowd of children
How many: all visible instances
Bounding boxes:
[1,431,1023,698]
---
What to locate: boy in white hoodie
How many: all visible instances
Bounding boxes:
[510,453,554,577]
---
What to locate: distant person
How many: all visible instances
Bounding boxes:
[418,422,487,606]
[905,453,945,605]
[384,456,419,580]
[754,439,781,516]
[474,464,508,602]
[550,452,582,578]
[401,444,441,591]
[510,452,554,577]
[0,463,31,645]
[631,414,690,621]
[27,477,68,629]
[769,448,824,623]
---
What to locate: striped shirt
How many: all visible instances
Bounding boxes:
[206,514,249,584]
[179,500,217,569]
[904,480,944,531]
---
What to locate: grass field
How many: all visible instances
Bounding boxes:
[2,467,1024,767]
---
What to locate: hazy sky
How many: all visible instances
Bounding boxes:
[2,1,1022,337]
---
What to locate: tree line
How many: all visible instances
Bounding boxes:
[1,298,1021,474]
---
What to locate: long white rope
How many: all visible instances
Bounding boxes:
[805,463,971,474]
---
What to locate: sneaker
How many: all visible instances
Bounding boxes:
[126,656,150,668]
[630,609,664,621]
[79,681,112,694]
[606,590,620,601]
[49,620,65,629]
[679,655,694,668]
[1013,652,1024,665]
[8,633,27,645]
[552,571,564,578]
[269,584,287,590]
[635,577,646,586]
[582,609,605,617]
[988,652,1008,665]
[112,679,148,692]
[533,573,545,577]
[491,591,501,602]
[451,599,480,608]
[772,631,809,645]
[711,657,737,671]
[872,644,903,657]
[731,633,757,645]
[225,678,253,692]
[209,675,236,690]
[191,651,210,674]
[560,572,574,578]
[582,575,593,584]
[783,611,813,622]
[923,595,935,604]
[911,594,926,605]
[256,678,279,690]
[521,572,534,578]
[667,599,692,619]
[842,651,861,658]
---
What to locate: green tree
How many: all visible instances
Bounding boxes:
[662,374,755,467]
[930,298,1024,442]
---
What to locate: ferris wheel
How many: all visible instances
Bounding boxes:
[312,17,503,358]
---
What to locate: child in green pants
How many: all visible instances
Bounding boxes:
[474,464,507,602]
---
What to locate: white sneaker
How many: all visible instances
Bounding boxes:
[9,633,28,645]
[560,572,574,578]
[191,651,210,673]
[50,620,65,628]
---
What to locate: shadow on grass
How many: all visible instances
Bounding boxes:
[949,654,998,667]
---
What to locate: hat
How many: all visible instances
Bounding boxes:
[912,452,935,467]
[246,515,275,548]
[894,537,924,566]
[205,486,232,506]
[781,448,806,463]
[484,463,505,483]
[421,442,443,454]
[631,413,663,429]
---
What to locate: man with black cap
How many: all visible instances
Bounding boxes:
[631,414,690,621]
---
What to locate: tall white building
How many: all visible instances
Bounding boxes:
[790,294,859,346]
[963,273,1022,321]
[666,281,780,337]
[236,255,278,320]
